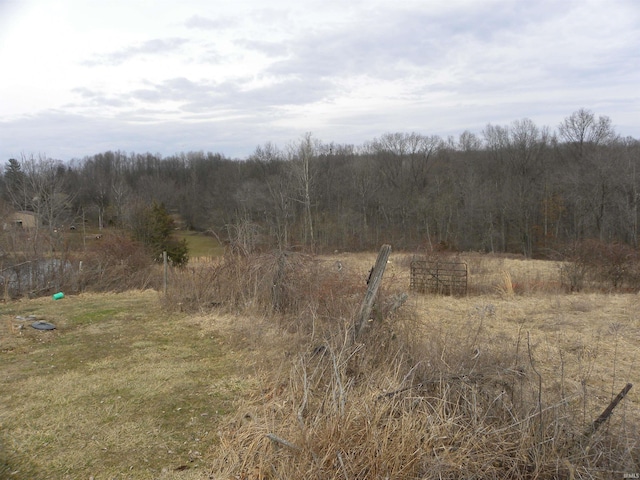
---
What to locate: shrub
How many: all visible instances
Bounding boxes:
[163,251,364,322]
[79,233,158,291]
[560,239,640,292]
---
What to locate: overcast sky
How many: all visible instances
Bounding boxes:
[0,0,638,161]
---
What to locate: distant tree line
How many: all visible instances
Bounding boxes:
[2,108,639,257]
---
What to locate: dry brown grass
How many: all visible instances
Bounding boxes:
[202,251,639,479]
[164,251,365,326]
[2,251,639,479]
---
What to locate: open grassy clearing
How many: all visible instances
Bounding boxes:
[174,231,224,259]
[0,291,251,479]
[411,292,640,415]
[325,251,640,422]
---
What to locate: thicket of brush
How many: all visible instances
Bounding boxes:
[0,232,162,298]
[77,233,161,292]
[163,251,638,479]
[163,252,363,319]
[5,226,639,301]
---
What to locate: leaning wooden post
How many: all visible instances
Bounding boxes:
[353,244,392,339]
[163,251,168,295]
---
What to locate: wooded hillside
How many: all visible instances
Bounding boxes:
[3,108,639,256]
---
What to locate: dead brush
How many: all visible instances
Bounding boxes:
[164,251,366,320]
[209,288,639,479]
[79,233,159,292]
[211,327,540,477]
[162,260,223,311]
[495,269,516,297]
[162,252,280,313]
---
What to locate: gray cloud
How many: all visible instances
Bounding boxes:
[235,39,288,58]
[70,87,128,108]
[2,0,639,162]
[261,0,639,99]
[2,88,638,164]
[123,74,334,114]
[83,37,189,66]
[185,14,237,30]
[0,110,254,159]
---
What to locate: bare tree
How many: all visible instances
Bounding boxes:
[8,155,74,253]
[558,108,617,162]
[370,132,441,192]
[368,132,443,247]
[559,109,620,241]
[457,130,482,152]
[288,133,319,252]
[250,143,293,251]
[483,120,549,256]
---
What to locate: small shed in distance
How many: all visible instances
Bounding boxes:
[10,211,38,229]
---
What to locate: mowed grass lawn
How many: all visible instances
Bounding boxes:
[0,290,247,479]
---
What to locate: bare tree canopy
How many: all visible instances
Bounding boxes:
[2,109,639,256]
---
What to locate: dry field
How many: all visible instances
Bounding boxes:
[207,251,640,479]
[1,251,639,479]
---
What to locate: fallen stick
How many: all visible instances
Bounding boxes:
[266,433,300,451]
[584,383,633,437]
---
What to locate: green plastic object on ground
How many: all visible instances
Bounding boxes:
[52,292,64,300]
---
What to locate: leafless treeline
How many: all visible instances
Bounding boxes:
[2,108,639,256]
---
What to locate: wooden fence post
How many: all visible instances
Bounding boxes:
[353,244,392,339]
[163,251,168,295]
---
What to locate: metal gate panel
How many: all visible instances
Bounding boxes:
[410,260,467,296]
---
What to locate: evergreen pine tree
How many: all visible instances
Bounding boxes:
[134,202,189,266]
